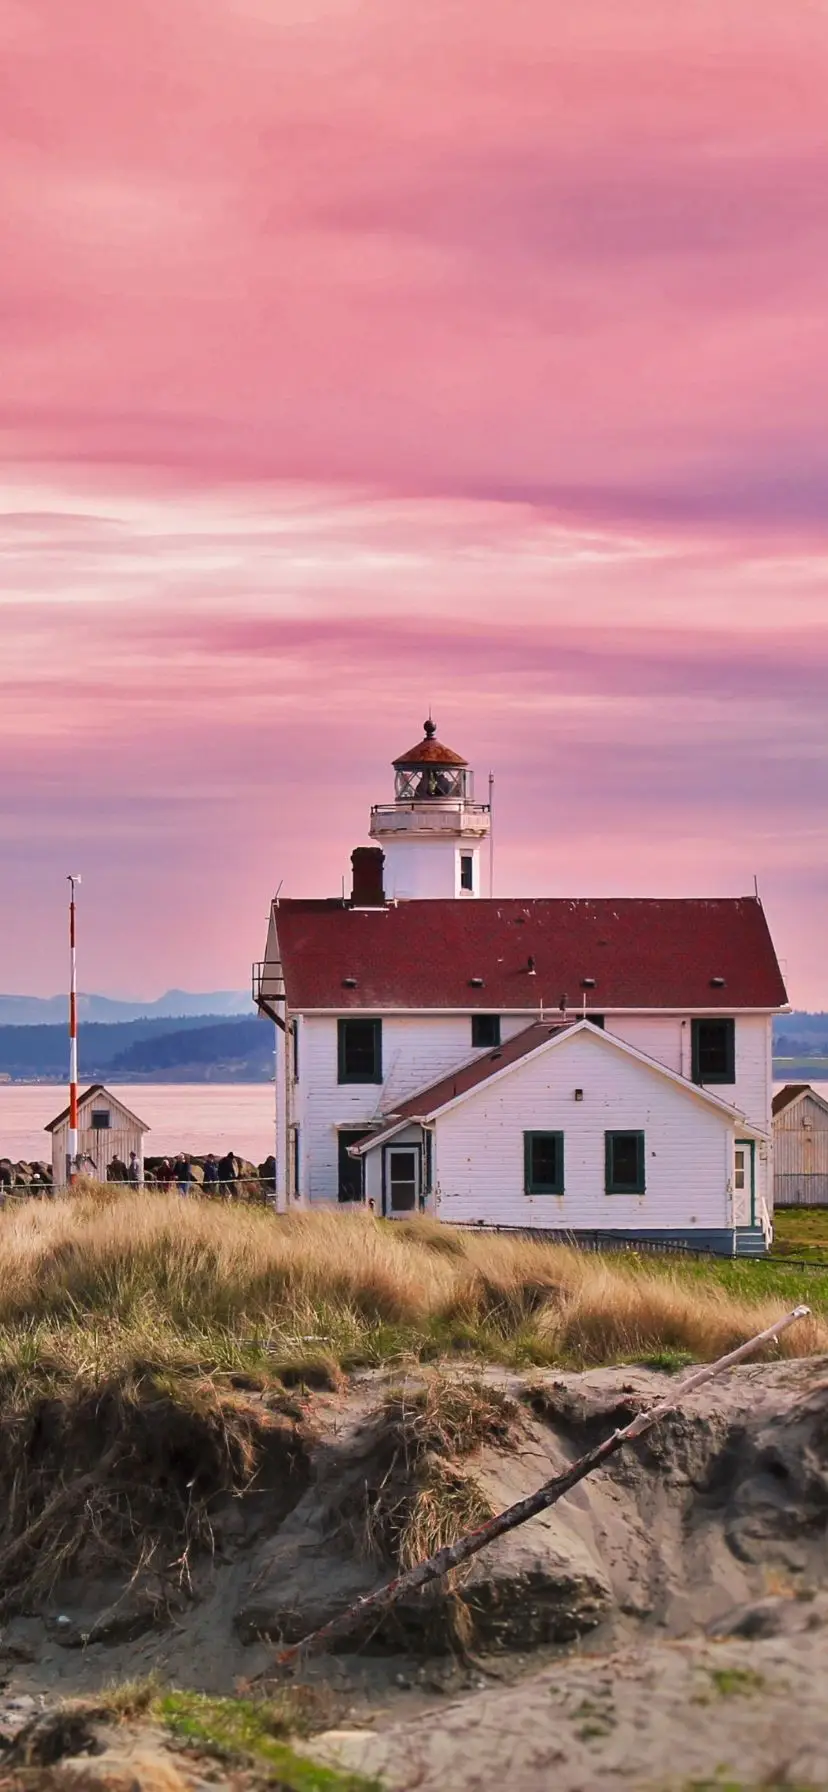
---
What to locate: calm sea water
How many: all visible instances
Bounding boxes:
[0,1084,276,1164]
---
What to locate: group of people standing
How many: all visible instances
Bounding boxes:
[136,1151,242,1197]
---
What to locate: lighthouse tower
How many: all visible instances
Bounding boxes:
[369,719,491,900]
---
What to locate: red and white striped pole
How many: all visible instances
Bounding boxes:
[67,874,81,1184]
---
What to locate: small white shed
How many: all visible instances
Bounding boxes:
[773,1083,828,1206]
[46,1084,150,1189]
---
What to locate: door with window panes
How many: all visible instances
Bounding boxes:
[383,1144,421,1217]
[733,1139,755,1226]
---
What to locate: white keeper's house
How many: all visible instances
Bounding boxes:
[254,720,789,1255]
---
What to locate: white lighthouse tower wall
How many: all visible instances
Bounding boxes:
[382,835,483,900]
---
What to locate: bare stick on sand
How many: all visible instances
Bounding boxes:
[274,1304,811,1669]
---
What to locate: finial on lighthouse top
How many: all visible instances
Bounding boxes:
[424,715,436,740]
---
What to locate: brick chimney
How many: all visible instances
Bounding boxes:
[351,846,386,906]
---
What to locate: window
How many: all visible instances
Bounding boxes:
[337,1017,382,1083]
[691,1018,735,1085]
[459,854,474,891]
[605,1131,646,1194]
[292,1018,299,1082]
[90,1110,111,1131]
[472,1014,501,1049]
[337,1130,366,1203]
[524,1131,564,1195]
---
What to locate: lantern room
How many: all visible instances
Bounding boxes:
[392,719,472,803]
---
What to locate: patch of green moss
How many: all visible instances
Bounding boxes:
[638,1348,695,1373]
[706,1666,765,1698]
[156,1691,379,1791]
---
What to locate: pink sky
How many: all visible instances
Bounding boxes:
[2,0,827,1004]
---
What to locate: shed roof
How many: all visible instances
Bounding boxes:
[271,895,787,1013]
[772,1083,812,1117]
[45,1084,150,1134]
[772,1082,828,1121]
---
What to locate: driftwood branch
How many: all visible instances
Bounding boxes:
[274,1304,811,1668]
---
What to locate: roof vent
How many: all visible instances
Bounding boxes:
[580,976,596,990]
[469,976,485,988]
[527,955,536,975]
[709,976,726,989]
[342,976,358,988]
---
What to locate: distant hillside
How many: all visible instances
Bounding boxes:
[109,1017,272,1081]
[0,1015,272,1082]
[773,1011,828,1078]
[0,989,252,1026]
[774,1012,828,1051]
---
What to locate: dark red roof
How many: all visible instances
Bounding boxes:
[772,1083,811,1117]
[271,896,787,1012]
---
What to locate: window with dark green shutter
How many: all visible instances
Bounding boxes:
[337,1018,382,1083]
[605,1131,645,1194]
[524,1131,564,1195]
[691,1018,735,1084]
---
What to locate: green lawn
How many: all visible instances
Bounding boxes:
[771,1206,828,1267]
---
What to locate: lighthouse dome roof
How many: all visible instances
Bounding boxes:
[392,718,468,769]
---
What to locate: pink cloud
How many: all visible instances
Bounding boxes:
[1,1,827,999]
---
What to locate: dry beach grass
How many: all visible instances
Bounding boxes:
[0,1187,825,1381]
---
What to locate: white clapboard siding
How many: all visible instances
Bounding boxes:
[774,1091,828,1205]
[607,1012,772,1217]
[433,1027,735,1232]
[289,1009,772,1212]
[295,1014,527,1204]
[608,1013,770,1131]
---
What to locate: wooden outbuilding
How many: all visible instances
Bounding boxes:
[772,1083,828,1206]
[46,1084,150,1189]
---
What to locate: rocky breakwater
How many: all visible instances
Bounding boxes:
[0,1154,277,1196]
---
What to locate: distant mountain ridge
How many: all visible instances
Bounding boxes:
[0,989,252,1026]
[0,1015,270,1082]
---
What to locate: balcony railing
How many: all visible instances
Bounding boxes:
[252,961,285,1006]
[370,802,490,837]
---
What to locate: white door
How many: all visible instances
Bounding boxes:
[733,1140,755,1226]
[384,1146,420,1217]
